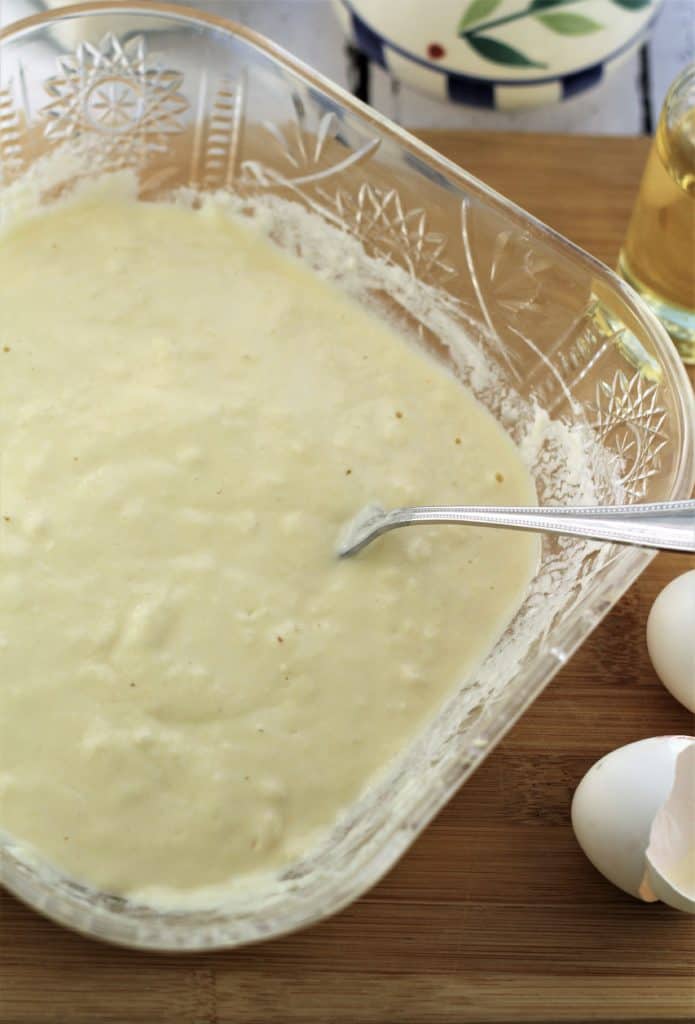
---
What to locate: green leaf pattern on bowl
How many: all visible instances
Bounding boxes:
[457,0,654,67]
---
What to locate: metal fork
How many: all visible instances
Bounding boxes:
[337,500,695,557]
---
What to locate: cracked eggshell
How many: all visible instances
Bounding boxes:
[640,743,695,913]
[571,736,694,901]
[646,570,695,713]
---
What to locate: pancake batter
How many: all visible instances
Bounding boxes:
[0,189,537,904]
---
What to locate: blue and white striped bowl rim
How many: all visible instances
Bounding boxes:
[335,0,662,110]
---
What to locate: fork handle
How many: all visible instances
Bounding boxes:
[376,500,695,553]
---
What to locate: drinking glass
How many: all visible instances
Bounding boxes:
[619,63,695,364]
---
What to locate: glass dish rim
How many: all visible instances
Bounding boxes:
[0,0,693,952]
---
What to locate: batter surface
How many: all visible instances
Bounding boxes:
[0,190,537,904]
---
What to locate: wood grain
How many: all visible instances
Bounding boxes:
[1,133,693,1024]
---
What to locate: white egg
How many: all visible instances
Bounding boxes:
[571,736,694,902]
[646,570,695,713]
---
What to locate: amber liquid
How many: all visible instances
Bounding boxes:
[619,109,695,362]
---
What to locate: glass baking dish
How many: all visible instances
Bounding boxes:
[1,2,693,951]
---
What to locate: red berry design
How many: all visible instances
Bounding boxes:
[427,43,446,60]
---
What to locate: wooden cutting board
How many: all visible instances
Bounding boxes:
[1,132,693,1024]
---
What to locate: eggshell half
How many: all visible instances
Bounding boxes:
[640,743,695,913]
[571,736,693,900]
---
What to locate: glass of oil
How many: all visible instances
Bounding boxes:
[619,63,695,364]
